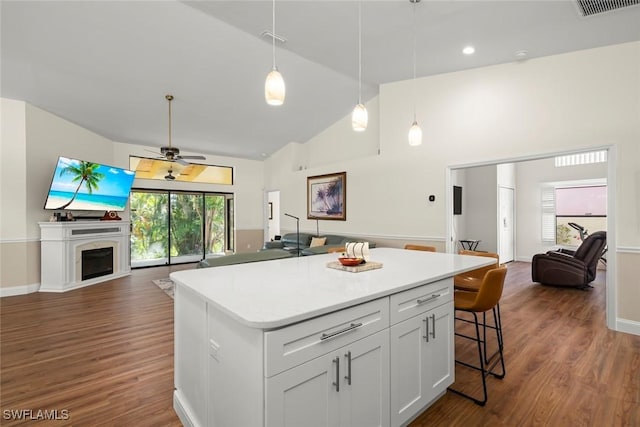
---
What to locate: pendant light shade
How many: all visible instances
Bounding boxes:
[408,120,423,146]
[352,0,367,132]
[265,0,285,106]
[352,103,368,132]
[265,68,285,106]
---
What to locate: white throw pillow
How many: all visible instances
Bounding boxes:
[310,237,327,247]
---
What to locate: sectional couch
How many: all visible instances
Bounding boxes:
[264,232,375,255]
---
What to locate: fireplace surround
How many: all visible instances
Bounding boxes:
[39,221,131,292]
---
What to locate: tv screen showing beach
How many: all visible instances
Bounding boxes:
[44,157,136,211]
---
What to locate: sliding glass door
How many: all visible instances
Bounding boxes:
[130,190,233,268]
[130,191,169,267]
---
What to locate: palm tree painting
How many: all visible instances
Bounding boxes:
[307,172,346,220]
[55,160,105,209]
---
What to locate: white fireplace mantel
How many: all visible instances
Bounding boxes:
[39,221,131,292]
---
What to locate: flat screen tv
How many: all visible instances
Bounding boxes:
[44,156,136,211]
[453,186,462,215]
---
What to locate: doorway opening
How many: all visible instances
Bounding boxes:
[446,146,616,330]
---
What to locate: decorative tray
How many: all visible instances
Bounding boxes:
[326,261,383,273]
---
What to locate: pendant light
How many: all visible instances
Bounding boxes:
[408,0,422,146]
[352,0,368,131]
[265,0,285,106]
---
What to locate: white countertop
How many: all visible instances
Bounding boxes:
[171,247,495,330]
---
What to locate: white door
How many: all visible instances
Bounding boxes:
[498,186,515,263]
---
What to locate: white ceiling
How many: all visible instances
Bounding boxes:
[2,1,639,160]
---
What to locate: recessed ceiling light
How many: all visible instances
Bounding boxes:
[462,46,475,55]
[515,50,528,60]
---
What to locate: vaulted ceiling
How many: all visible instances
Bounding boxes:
[2,1,639,160]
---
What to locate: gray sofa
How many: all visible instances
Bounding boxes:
[197,249,293,268]
[264,232,375,255]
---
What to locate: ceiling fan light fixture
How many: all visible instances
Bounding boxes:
[352,103,368,132]
[265,67,285,106]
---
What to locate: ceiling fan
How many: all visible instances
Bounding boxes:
[149,94,206,166]
[165,168,176,181]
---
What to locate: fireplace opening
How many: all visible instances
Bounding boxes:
[82,247,114,281]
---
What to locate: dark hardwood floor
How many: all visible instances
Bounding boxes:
[1,262,638,426]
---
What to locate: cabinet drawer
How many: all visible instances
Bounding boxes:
[389,278,452,325]
[264,298,389,377]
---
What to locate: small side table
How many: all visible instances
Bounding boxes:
[459,239,480,251]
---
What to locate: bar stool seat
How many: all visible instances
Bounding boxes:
[448,266,507,406]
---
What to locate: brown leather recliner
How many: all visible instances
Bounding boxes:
[532,231,606,289]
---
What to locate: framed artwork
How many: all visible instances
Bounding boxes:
[307,172,346,221]
[268,202,273,220]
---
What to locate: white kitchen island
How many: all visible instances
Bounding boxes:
[171,248,495,427]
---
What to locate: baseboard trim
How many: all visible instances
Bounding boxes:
[616,318,640,336]
[0,283,41,297]
[173,390,199,427]
[617,246,640,254]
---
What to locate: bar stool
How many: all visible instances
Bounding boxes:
[454,251,504,352]
[448,266,507,406]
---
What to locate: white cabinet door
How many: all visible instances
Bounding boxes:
[266,330,390,427]
[390,312,429,426]
[424,301,454,399]
[390,301,454,427]
[340,330,390,427]
[265,351,340,427]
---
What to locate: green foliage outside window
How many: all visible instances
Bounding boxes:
[130,192,227,262]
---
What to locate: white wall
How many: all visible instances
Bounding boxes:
[516,157,608,261]
[464,165,497,252]
[264,41,640,326]
[1,99,28,240]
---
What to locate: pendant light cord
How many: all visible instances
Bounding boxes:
[358,0,362,104]
[412,0,417,122]
[272,0,276,70]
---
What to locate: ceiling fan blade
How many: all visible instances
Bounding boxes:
[175,158,190,166]
[179,155,206,160]
[144,148,163,155]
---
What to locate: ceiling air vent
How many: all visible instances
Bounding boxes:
[575,0,639,17]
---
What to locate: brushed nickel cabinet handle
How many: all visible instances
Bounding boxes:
[430,313,436,339]
[416,294,441,305]
[333,356,340,392]
[344,351,352,385]
[320,322,363,341]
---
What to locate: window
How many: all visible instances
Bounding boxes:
[541,186,556,243]
[130,190,234,267]
[555,150,607,167]
[541,183,607,246]
[129,156,233,185]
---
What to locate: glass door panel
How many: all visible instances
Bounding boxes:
[170,193,204,263]
[204,194,226,256]
[130,191,169,267]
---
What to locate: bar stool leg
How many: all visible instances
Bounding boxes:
[449,308,505,406]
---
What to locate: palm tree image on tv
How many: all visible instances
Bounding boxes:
[44,157,136,211]
[56,161,105,209]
